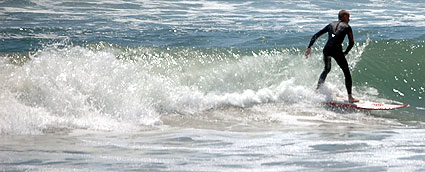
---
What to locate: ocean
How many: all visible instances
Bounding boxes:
[1,0,425,171]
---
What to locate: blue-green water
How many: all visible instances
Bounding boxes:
[1,0,425,171]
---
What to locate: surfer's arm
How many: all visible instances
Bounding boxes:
[343,27,354,55]
[305,25,328,58]
[307,25,328,48]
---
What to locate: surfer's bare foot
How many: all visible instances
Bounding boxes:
[348,94,359,103]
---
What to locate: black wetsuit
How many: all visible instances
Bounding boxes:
[308,21,355,94]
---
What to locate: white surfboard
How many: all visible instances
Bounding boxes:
[326,97,408,110]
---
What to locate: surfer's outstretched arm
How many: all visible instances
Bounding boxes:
[305,26,328,58]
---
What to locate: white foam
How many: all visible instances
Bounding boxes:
[0,45,162,134]
[163,77,324,116]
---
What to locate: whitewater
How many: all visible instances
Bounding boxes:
[1,0,425,171]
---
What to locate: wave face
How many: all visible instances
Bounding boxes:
[354,39,425,113]
[1,39,423,134]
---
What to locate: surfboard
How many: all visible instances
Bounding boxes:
[326,97,408,110]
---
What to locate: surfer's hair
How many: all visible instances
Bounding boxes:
[338,10,350,21]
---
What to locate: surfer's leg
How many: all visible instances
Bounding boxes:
[334,56,351,94]
[317,55,331,90]
[334,55,359,102]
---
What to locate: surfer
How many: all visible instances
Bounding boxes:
[304,10,359,103]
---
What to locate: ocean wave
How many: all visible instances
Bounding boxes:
[1,39,423,134]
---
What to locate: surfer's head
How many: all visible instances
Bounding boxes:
[338,10,350,23]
